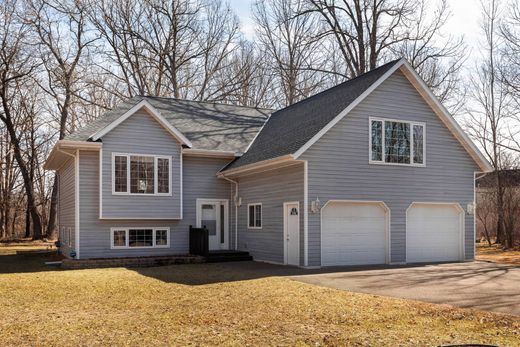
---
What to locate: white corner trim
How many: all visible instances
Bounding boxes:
[180,150,183,219]
[303,160,308,267]
[74,149,80,259]
[99,148,103,219]
[293,59,405,160]
[90,99,192,147]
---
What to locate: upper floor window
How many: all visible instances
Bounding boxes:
[113,153,171,195]
[370,118,425,166]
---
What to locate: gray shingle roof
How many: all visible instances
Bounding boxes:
[221,59,401,171]
[65,97,271,153]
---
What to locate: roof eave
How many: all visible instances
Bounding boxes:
[44,140,102,170]
[90,99,193,148]
[217,154,295,177]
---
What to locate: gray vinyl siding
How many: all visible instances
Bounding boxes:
[78,150,232,259]
[58,157,75,258]
[101,109,182,219]
[300,70,479,266]
[236,163,304,265]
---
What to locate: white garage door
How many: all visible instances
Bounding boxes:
[406,203,463,263]
[321,201,387,266]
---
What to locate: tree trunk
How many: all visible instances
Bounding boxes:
[46,177,58,239]
[24,204,31,238]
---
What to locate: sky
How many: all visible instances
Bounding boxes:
[228,0,484,64]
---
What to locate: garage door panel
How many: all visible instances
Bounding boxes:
[407,204,462,263]
[321,202,387,266]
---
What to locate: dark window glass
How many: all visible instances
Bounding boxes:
[255,205,262,227]
[129,229,153,247]
[248,205,255,228]
[155,229,168,246]
[371,120,383,161]
[157,158,169,193]
[130,156,154,194]
[113,230,126,247]
[114,156,127,192]
[384,121,410,164]
[413,125,424,164]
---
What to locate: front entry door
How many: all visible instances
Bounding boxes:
[197,199,229,250]
[284,202,300,265]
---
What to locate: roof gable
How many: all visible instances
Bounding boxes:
[222,59,492,173]
[90,99,192,147]
[65,97,270,154]
[222,59,402,171]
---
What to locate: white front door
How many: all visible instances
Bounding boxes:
[284,202,300,265]
[196,199,229,250]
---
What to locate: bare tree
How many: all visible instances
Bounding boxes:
[466,0,517,248]
[305,0,465,105]
[253,0,327,107]
[25,0,97,239]
[0,0,43,239]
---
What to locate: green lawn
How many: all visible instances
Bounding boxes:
[1,243,519,346]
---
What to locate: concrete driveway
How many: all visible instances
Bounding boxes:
[291,261,520,316]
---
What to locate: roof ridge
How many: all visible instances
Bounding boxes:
[135,95,274,112]
[270,58,402,118]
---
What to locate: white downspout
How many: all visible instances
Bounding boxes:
[221,175,239,250]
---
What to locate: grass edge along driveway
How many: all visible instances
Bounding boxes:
[0,244,518,346]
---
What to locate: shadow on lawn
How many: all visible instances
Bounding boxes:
[132,260,518,286]
[0,251,62,274]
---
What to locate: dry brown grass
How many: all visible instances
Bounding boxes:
[0,245,519,346]
[477,243,520,265]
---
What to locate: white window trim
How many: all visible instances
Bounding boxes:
[110,227,170,249]
[369,117,426,167]
[247,203,263,229]
[112,152,172,196]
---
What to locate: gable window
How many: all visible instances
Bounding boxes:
[370,118,425,166]
[110,227,170,249]
[113,153,171,195]
[248,203,262,229]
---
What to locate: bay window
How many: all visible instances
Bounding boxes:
[370,118,425,166]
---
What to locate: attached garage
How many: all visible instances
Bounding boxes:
[321,201,389,266]
[406,203,464,263]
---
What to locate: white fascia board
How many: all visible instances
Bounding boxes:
[44,140,102,170]
[292,58,493,173]
[90,99,193,148]
[399,60,493,172]
[182,148,238,158]
[292,59,405,159]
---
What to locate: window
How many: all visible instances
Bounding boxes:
[112,229,126,248]
[370,118,425,166]
[112,153,171,195]
[248,203,262,229]
[110,227,170,249]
